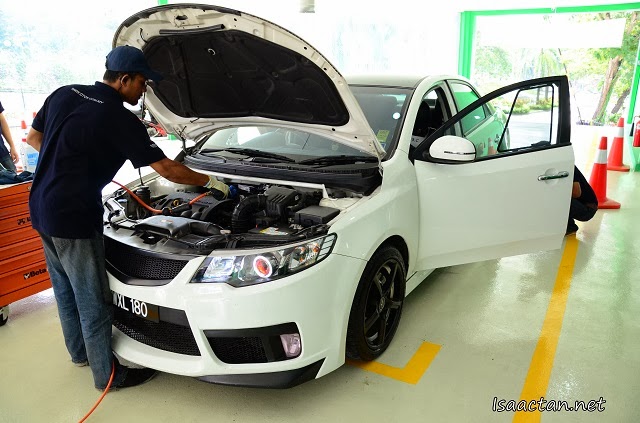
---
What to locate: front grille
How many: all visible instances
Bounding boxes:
[104,237,189,280]
[113,307,200,356]
[208,337,268,364]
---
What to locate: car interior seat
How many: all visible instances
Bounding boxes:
[430,102,444,130]
[413,101,432,138]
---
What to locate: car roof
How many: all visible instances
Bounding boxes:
[346,74,427,88]
[346,74,469,89]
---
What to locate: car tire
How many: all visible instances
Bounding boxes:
[0,305,9,327]
[346,246,406,361]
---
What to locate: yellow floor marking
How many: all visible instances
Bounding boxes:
[346,341,441,384]
[513,236,579,422]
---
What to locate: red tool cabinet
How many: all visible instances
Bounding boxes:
[0,182,51,324]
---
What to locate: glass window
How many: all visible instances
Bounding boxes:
[198,126,367,159]
[448,82,560,159]
[413,88,449,138]
[496,85,559,151]
[449,82,486,134]
[350,86,410,152]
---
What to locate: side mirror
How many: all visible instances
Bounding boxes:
[429,135,476,163]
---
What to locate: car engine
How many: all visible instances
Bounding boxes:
[103,179,351,254]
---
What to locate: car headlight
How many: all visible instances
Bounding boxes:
[191,234,337,287]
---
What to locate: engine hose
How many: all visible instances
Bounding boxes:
[231,194,264,234]
[289,192,309,213]
[111,180,162,215]
[189,192,209,205]
[111,181,211,216]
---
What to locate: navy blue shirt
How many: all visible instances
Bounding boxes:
[30,82,166,238]
[0,100,10,159]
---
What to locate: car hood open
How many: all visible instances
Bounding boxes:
[113,4,385,158]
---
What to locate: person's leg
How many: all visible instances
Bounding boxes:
[566,217,579,234]
[570,200,597,222]
[0,154,16,173]
[39,233,88,365]
[567,199,597,234]
[51,233,127,389]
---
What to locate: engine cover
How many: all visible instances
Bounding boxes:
[153,192,230,221]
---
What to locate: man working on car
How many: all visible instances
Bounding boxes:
[26,45,228,391]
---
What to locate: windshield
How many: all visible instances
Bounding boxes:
[195,85,411,162]
[350,85,411,153]
[197,126,372,161]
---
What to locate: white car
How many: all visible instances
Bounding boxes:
[104,4,574,388]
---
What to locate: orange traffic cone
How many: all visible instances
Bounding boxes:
[590,136,620,209]
[607,117,629,171]
[633,117,640,148]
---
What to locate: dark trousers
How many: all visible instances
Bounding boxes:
[568,198,597,228]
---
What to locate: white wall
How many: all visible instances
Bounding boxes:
[210,0,631,77]
[213,0,461,75]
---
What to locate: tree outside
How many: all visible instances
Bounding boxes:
[0,0,153,126]
[472,11,639,126]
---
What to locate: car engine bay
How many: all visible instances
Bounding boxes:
[103,177,358,254]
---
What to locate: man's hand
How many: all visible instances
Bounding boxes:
[571,181,581,199]
[205,175,230,199]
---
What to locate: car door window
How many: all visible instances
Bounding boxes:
[411,76,570,163]
[495,86,559,151]
[410,87,452,149]
[449,82,486,134]
[465,85,560,158]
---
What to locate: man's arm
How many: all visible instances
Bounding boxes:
[0,112,19,162]
[149,157,209,186]
[26,128,44,152]
[150,158,229,197]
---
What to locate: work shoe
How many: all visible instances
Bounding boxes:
[565,221,579,236]
[73,360,89,367]
[111,367,158,390]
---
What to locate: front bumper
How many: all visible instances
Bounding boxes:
[109,251,366,388]
[196,359,325,389]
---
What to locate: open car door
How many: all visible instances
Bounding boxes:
[411,76,574,270]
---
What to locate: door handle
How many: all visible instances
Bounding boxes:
[538,171,569,181]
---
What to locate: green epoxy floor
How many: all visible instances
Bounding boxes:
[1,131,639,422]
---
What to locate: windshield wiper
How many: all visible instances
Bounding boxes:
[199,148,295,163]
[297,155,379,165]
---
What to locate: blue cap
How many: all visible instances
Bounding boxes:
[105,45,163,82]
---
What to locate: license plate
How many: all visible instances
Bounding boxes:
[112,292,159,322]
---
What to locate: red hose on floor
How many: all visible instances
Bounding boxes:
[78,362,115,423]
